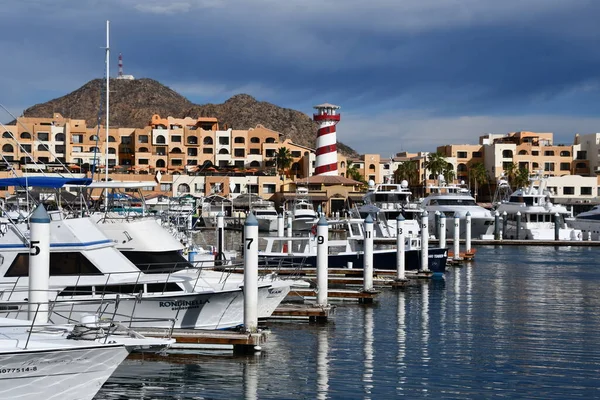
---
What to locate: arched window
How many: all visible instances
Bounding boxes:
[369,164,376,171]
[250,137,260,144]
[20,132,31,139]
[532,162,539,168]
[291,162,300,172]
[177,183,190,194]
[502,150,513,158]
[90,146,100,153]
[37,144,48,152]
[219,148,229,154]
[304,151,309,156]
[155,135,166,144]
[108,148,116,154]
[187,136,198,145]
[156,159,166,168]
[138,147,149,152]
[2,131,12,138]
[203,137,213,145]
[108,136,116,142]
[265,137,276,143]
[55,133,65,141]
[89,135,98,141]
[170,147,182,154]
[234,137,245,144]
[457,163,467,172]
[518,150,528,155]
[250,161,260,167]
[340,161,346,168]
[560,151,571,157]
[2,144,13,152]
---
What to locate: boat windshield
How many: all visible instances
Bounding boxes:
[428,198,477,206]
[373,193,410,203]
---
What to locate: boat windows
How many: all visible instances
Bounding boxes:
[5,253,102,277]
[433,199,477,206]
[120,250,192,273]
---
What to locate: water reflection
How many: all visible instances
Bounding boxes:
[363,306,374,399]
[243,356,259,400]
[316,328,329,400]
[396,290,407,395]
[421,282,430,393]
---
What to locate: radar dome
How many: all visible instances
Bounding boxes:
[460,180,465,185]
[401,180,408,188]
[368,179,375,187]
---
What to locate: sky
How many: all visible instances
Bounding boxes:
[3,0,600,155]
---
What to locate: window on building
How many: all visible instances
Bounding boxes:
[266,149,275,158]
[581,187,592,195]
[218,137,229,145]
[340,161,346,168]
[518,150,528,155]
[2,144,13,152]
[109,136,116,142]
[234,149,245,157]
[249,148,260,155]
[235,161,244,168]
[263,184,276,194]
[155,135,166,144]
[564,187,575,195]
[138,135,149,143]
[234,137,245,144]
[532,151,539,156]
[265,138,276,143]
[171,159,183,166]
[291,151,301,158]
[37,132,49,141]
[187,136,198,145]
[560,163,570,171]
[472,151,482,158]
[544,150,555,156]
[560,151,570,157]
[187,159,198,165]
[156,159,166,168]
[160,183,172,191]
[250,137,260,144]
[138,147,149,152]
[37,144,48,152]
[576,162,587,169]
[121,137,132,145]
[576,151,587,160]
[72,135,83,143]
[502,150,513,158]
[20,132,31,139]
[72,146,82,153]
[532,162,539,168]
[2,131,11,138]
[369,164,376,171]
[457,151,467,158]
[55,133,65,142]
[156,147,166,156]
[138,159,149,165]
[219,148,229,155]
[203,148,213,154]
[250,161,260,167]
[247,184,259,194]
[55,145,65,153]
[108,148,116,154]
[203,137,213,145]
[171,135,181,143]
[170,147,182,154]
[187,148,198,156]
[544,162,555,172]
[457,163,467,172]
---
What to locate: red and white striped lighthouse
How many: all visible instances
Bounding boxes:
[313,103,340,176]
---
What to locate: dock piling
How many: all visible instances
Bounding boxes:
[316,215,329,306]
[465,212,472,253]
[363,215,374,291]
[243,213,259,333]
[453,215,460,261]
[29,204,50,324]
[439,214,447,249]
[421,211,430,272]
[396,214,406,282]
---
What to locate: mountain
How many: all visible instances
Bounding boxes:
[18,78,359,156]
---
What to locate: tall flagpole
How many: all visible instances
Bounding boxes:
[104,20,110,210]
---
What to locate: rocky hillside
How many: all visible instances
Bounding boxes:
[19,78,358,156]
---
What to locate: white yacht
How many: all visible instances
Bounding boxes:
[251,199,279,232]
[355,181,422,238]
[420,178,494,239]
[567,205,600,240]
[288,187,318,231]
[0,318,129,400]
[490,171,582,241]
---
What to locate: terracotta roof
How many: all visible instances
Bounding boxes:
[301,175,362,185]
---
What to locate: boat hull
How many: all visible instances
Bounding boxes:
[0,344,128,400]
[259,248,448,274]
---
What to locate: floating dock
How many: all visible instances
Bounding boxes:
[137,328,269,353]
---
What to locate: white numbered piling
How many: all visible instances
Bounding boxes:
[589,231,593,241]
[243,213,259,333]
[396,214,406,280]
[421,211,429,272]
[554,213,560,241]
[216,212,225,265]
[286,214,293,254]
[453,215,460,261]
[29,204,50,324]
[439,214,447,249]
[465,212,472,252]
[363,214,374,291]
[516,211,521,240]
[316,215,329,306]
[502,211,508,240]
[494,211,500,240]
[434,210,441,239]
[277,213,284,237]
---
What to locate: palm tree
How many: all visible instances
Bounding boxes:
[273,147,293,177]
[514,168,530,189]
[394,161,418,186]
[346,164,365,183]
[503,162,518,189]
[424,152,449,182]
[442,163,455,184]
[468,161,488,201]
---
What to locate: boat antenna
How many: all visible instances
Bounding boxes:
[104,20,110,210]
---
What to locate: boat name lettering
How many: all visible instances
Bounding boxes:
[0,366,37,374]
[159,299,209,310]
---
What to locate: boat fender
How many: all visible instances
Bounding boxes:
[311,225,317,236]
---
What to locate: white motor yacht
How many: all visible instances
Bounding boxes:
[251,199,279,232]
[420,178,494,239]
[288,187,318,231]
[566,205,600,240]
[489,171,582,241]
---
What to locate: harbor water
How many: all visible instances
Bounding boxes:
[96,245,600,399]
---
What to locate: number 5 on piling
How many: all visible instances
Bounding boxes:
[30,241,40,256]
